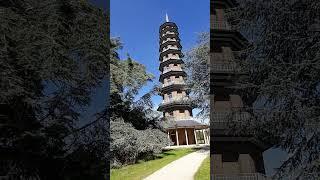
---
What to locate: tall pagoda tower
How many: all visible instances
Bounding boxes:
[158,14,209,146]
[210,0,270,179]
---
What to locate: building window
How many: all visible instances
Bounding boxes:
[174,64,178,66]
[179,110,184,113]
[177,90,182,94]
[175,76,180,79]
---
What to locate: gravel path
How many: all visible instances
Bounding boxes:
[144,149,209,180]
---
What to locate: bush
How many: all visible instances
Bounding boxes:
[110,120,170,168]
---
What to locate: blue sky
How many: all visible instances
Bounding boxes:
[111,0,210,110]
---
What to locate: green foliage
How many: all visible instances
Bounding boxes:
[185,32,210,118]
[228,0,320,178]
[110,120,170,168]
[109,38,169,168]
[0,0,109,179]
[110,38,154,101]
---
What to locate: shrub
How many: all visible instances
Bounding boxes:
[110,120,170,168]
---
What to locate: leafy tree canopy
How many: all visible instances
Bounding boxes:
[227,0,320,178]
[0,0,109,179]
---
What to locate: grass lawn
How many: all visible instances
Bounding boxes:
[194,156,210,180]
[110,148,195,180]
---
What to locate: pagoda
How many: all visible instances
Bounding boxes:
[158,14,209,146]
[210,0,270,179]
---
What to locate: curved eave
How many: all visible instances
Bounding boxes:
[157,102,192,111]
[160,84,189,94]
[166,121,209,129]
[159,49,183,61]
[166,125,208,130]
[159,71,187,82]
[160,33,180,42]
[159,41,182,52]
[211,29,248,51]
[159,59,184,71]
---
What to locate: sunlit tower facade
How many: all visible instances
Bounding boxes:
[158,14,209,146]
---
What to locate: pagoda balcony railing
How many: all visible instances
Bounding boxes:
[162,46,180,53]
[162,38,177,44]
[161,97,191,106]
[162,81,185,87]
[210,62,238,73]
[211,52,235,61]
[164,116,192,121]
[211,109,251,123]
[162,56,181,62]
[212,173,269,180]
[162,31,176,37]
[162,67,183,74]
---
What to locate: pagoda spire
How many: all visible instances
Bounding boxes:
[165,13,169,22]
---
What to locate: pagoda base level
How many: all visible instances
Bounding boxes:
[167,128,209,146]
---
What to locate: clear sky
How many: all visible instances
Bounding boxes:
[111,0,210,110]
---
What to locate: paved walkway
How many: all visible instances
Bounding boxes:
[144,149,209,180]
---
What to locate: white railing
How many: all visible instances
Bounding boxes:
[162,31,175,37]
[162,46,179,53]
[162,81,185,87]
[162,38,177,44]
[213,173,269,180]
[162,67,182,74]
[162,56,180,62]
[164,116,193,121]
[211,20,232,30]
[210,63,238,72]
[161,97,190,106]
[211,111,251,123]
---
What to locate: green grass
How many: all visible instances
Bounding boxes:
[194,156,210,180]
[110,148,195,180]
